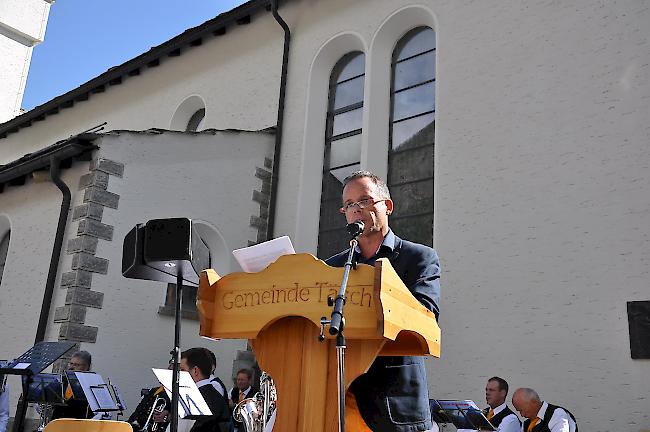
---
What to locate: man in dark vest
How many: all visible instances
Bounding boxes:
[325,171,441,432]
[482,377,520,432]
[180,348,231,432]
[512,388,577,432]
[228,369,258,431]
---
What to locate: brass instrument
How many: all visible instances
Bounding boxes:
[233,372,277,432]
[142,395,168,432]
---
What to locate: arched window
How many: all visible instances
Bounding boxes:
[0,230,10,287]
[186,108,205,132]
[317,52,365,258]
[388,27,436,246]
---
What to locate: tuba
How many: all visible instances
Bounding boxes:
[233,372,277,432]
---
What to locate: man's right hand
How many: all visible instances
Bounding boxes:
[153,409,170,423]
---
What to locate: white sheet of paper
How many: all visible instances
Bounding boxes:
[232,235,295,273]
[152,368,212,418]
[74,372,118,412]
[13,363,30,369]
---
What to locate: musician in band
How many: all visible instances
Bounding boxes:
[204,348,228,398]
[0,366,8,432]
[482,377,520,432]
[50,350,93,420]
[325,171,441,432]
[180,348,231,432]
[127,359,172,432]
[228,368,258,432]
[512,388,577,432]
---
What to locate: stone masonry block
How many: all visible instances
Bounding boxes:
[91,158,124,177]
[79,171,109,190]
[66,235,99,255]
[53,305,87,323]
[255,167,272,180]
[60,270,93,288]
[78,219,113,241]
[59,322,98,343]
[250,215,267,230]
[252,190,270,206]
[72,252,109,274]
[83,186,120,209]
[65,288,104,308]
[72,203,104,221]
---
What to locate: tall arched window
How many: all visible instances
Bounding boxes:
[0,230,10,287]
[317,52,365,258]
[388,27,436,246]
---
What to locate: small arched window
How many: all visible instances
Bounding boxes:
[317,52,366,258]
[0,230,10,287]
[388,27,436,246]
[186,108,206,132]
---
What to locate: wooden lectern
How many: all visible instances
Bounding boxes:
[197,253,440,431]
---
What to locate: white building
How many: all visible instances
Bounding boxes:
[0,1,648,431]
[0,0,53,123]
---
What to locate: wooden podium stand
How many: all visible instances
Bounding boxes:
[197,253,440,431]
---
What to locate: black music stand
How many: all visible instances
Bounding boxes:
[430,399,496,431]
[0,341,76,432]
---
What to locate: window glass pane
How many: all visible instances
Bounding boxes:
[334,76,365,110]
[390,180,433,219]
[330,134,361,168]
[392,113,435,150]
[330,162,360,184]
[391,214,433,247]
[332,108,363,136]
[396,28,436,61]
[389,146,433,185]
[337,53,365,82]
[317,227,348,259]
[394,51,435,91]
[393,82,435,122]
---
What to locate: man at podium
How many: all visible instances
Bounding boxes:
[326,170,441,432]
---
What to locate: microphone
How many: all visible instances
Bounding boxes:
[346,220,365,238]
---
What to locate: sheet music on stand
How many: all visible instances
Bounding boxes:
[152,368,211,420]
[0,341,76,377]
[430,399,496,431]
[70,372,123,413]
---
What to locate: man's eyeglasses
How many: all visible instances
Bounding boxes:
[340,198,387,213]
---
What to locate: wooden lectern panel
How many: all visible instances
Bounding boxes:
[197,253,440,431]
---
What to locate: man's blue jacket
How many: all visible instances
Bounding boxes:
[326,230,441,431]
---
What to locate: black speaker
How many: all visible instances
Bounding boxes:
[122,218,210,286]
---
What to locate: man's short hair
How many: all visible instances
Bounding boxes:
[236,368,253,379]
[203,348,216,373]
[343,170,391,200]
[488,376,509,394]
[71,350,92,368]
[181,348,212,378]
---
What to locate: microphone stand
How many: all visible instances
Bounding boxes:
[320,233,360,432]
[170,271,183,432]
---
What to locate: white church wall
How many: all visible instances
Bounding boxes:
[78,130,274,412]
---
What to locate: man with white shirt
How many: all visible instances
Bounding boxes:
[512,388,577,432]
[483,377,520,432]
[180,348,231,432]
[0,373,8,432]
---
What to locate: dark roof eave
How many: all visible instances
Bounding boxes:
[0,0,272,139]
[0,134,98,184]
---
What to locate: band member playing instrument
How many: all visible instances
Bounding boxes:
[325,171,441,432]
[482,377,520,432]
[180,348,231,432]
[50,350,93,421]
[512,388,577,432]
[127,360,172,432]
[228,369,258,431]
